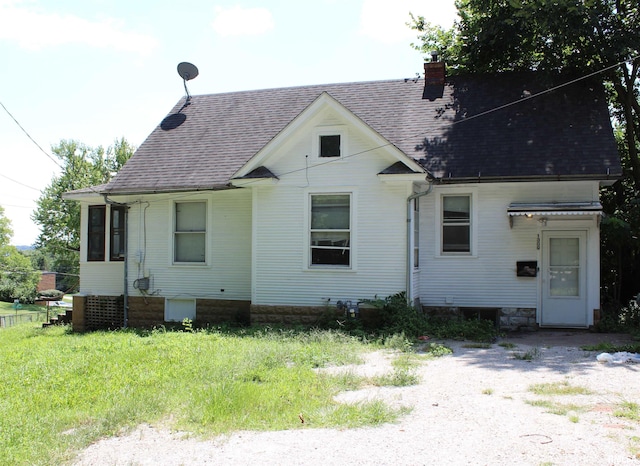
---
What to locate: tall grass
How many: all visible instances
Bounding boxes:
[0,324,408,465]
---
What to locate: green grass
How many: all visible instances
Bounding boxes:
[581,341,640,353]
[0,324,419,465]
[512,347,541,361]
[525,399,586,416]
[529,381,592,396]
[0,301,49,316]
[615,401,640,422]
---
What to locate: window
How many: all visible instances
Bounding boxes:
[310,194,350,266]
[319,134,341,157]
[174,201,206,263]
[413,198,419,268]
[442,195,471,254]
[87,205,105,261]
[110,206,126,261]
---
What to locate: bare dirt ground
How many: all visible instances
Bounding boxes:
[73,330,640,466]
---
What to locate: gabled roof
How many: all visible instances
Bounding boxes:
[100,73,620,195]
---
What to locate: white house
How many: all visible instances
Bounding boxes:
[65,63,621,330]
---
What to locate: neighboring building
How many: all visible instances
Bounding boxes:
[65,63,621,331]
[36,272,56,293]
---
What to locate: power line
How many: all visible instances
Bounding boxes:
[0,100,64,169]
[0,203,35,209]
[0,173,41,192]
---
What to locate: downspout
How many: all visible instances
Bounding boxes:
[123,206,129,328]
[104,195,129,328]
[406,178,434,306]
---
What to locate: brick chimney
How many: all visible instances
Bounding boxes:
[424,51,445,86]
[423,51,445,100]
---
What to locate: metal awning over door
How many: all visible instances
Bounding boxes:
[507,202,602,227]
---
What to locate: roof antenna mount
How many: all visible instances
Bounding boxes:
[177,62,199,104]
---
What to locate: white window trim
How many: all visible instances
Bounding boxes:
[303,188,357,272]
[312,126,347,161]
[171,199,209,266]
[435,189,478,258]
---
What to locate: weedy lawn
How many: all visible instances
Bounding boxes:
[0,323,417,465]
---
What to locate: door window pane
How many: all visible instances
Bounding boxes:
[549,238,579,296]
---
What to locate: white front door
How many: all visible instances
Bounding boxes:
[541,231,588,327]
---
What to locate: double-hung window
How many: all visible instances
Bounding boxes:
[110,206,126,261]
[442,195,471,254]
[87,205,106,261]
[310,194,351,267]
[174,201,206,263]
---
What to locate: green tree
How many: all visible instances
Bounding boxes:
[0,206,39,302]
[32,138,134,291]
[409,0,640,304]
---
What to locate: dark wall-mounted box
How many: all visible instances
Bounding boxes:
[517,261,537,277]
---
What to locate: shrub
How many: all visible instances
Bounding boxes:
[37,289,64,300]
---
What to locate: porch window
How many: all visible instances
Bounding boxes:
[110,206,126,261]
[87,205,106,261]
[442,195,471,254]
[174,201,206,263]
[310,194,350,267]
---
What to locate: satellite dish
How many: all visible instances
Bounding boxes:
[177,62,199,104]
[177,62,199,81]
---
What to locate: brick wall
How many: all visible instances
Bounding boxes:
[37,272,56,292]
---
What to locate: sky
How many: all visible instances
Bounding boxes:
[0,0,457,246]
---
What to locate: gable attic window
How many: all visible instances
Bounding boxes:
[88,205,106,261]
[442,195,471,254]
[310,194,351,267]
[319,135,341,157]
[174,201,206,263]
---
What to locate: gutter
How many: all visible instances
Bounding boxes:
[406,177,434,306]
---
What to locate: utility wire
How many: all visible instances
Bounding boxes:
[0,100,64,169]
[0,173,41,192]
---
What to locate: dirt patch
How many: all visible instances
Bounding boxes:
[73,332,640,465]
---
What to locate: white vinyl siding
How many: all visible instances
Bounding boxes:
[418,181,601,312]
[123,190,252,300]
[250,109,408,306]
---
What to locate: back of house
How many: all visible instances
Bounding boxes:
[65,63,620,331]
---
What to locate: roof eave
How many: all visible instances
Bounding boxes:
[434,173,621,184]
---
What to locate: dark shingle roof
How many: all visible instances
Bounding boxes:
[102,73,620,194]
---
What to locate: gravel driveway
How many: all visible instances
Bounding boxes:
[73,331,640,466]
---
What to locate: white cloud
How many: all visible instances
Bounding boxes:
[211,6,275,37]
[0,2,158,54]
[359,0,457,44]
